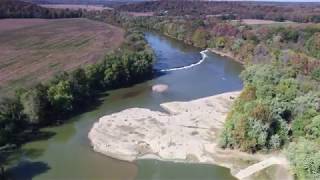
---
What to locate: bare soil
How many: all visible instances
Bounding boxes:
[0,19,49,33]
[0,18,124,95]
[126,12,154,17]
[40,4,113,11]
[241,19,294,25]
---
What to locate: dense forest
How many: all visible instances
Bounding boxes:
[116,0,320,23]
[221,64,320,179]
[0,28,153,148]
[0,0,83,18]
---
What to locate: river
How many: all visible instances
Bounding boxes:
[9,32,243,180]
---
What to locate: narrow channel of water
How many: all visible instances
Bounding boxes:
[10,32,243,179]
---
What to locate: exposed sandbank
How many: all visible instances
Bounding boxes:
[88,91,292,179]
[152,84,168,93]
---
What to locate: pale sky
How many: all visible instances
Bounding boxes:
[171,0,320,1]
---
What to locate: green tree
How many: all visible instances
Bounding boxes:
[0,98,25,145]
[305,32,320,58]
[286,138,320,180]
[85,64,105,91]
[215,37,226,49]
[20,84,49,126]
[305,115,320,139]
[275,78,299,102]
[269,134,281,149]
[47,80,73,115]
[69,68,91,105]
[311,68,320,81]
[191,28,208,48]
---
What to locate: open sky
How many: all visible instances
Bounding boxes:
[168,0,320,1]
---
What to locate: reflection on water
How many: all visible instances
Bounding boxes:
[136,160,236,180]
[8,32,243,180]
[7,160,50,180]
[146,32,202,71]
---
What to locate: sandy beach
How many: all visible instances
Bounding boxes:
[88,91,292,180]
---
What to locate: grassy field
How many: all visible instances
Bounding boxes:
[0,18,124,95]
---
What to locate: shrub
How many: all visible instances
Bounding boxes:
[275,78,299,102]
[215,37,226,49]
[305,32,320,58]
[305,115,320,139]
[311,68,320,81]
[191,28,208,48]
[292,109,318,138]
[286,138,320,180]
[246,118,268,150]
[47,80,74,114]
[241,64,282,98]
[20,84,49,125]
[249,101,272,123]
[0,98,26,145]
[238,85,256,102]
[269,134,281,149]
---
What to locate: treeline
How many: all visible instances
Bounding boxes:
[0,0,83,19]
[220,63,320,179]
[115,0,320,23]
[24,0,129,6]
[0,28,154,147]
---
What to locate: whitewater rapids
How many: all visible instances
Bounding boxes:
[160,50,208,72]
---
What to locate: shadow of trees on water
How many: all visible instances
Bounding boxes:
[0,144,50,179]
[16,131,56,146]
[5,160,50,180]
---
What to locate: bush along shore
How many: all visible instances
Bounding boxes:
[0,28,154,148]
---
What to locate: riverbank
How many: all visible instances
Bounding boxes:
[150,30,246,67]
[88,91,292,180]
[208,48,245,65]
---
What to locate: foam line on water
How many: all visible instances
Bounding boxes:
[160,49,208,72]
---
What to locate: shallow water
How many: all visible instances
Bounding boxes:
[10,32,243,180]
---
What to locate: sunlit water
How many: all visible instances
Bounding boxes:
[9,32,243,180]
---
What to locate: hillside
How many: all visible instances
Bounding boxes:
[22,0,148,5]
[0,0,84,18]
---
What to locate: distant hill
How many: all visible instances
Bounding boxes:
[0,0,83,18]
[115,0,320,23]
[23,0,151,5]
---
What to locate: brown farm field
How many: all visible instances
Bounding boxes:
[40,4,113,11]
[240,19,294,25]
[0,18,124,95]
